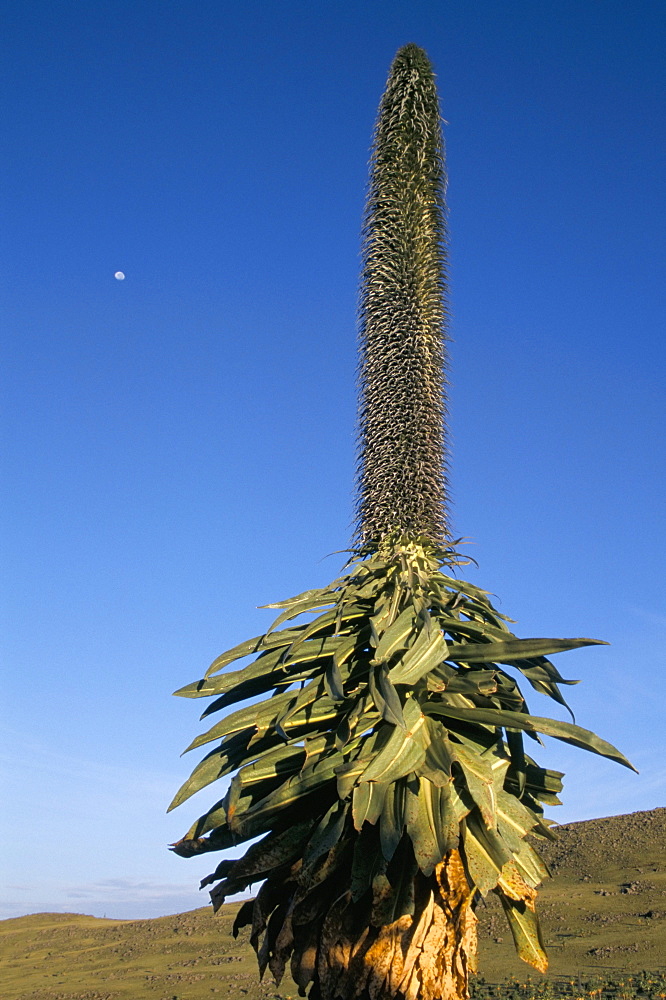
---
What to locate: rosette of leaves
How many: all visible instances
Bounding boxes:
[169,536,633,999]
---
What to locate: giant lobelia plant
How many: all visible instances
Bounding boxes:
[169,44,633,1000]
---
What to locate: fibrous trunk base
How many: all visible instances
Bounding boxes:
[312,850,477,1000]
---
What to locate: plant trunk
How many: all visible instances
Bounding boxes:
[312,850,477,1000]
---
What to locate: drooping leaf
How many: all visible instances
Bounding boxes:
[495,881,548,973]
[379,778,406,862]
[505,728,527,796]
[419,716,455,785]
[434,778,462,852]
[232,899,254,937]
[334,728,385,799]
[333,628,371,672]
[511,836,550,888]
[324,658,346,702]
[424,704,636,769]
[227,821,315,886]
[302,800,348,866]
[404,775,441,875]
[184,799,227,840]
[169,824,236,858]
[200,857,237,890]
[495,789,538,852]
[350,824,386,901]
[352,778,385,830]
[372,836,418,923]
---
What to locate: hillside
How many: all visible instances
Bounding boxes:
[1,808,664,1000]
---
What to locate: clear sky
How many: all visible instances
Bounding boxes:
[1,0,664,922]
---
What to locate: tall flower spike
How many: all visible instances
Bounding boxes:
[357,44,450,547]
[171,43,632,1000]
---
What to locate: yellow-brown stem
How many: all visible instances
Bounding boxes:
[313,850,477,1000]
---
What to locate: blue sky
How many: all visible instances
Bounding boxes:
[1,0,664,921]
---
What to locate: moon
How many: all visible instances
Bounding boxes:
[114,271,126,281]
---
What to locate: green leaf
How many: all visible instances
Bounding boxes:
[334,728,384,799]
[324,658,345,702]
[420,717,455,785]
[379,779,406,862]
[199,636,344,715]
[184,799,227,840]
[437,616,511,644]
[274,683,342,738]
[369,586,401,645]
[522,762,564,800]
[463,810,512,895]
[405,776,441,875]
[445,637,607,664]
[285,604,368,659]
[495,789,538,853]
[185,688,298,753]
[261,587,337,611]
[377,836,419,923]
[495,889,548,973]
[454,743,499,828]
[263,593,337,634]
[302,800,348,866]
[424,704,636,770]
[234,742,307,792]
[505,728,527,796]
[233,753,341,837]
[445,671,498,698]
[227,821,314,884]
[373,606,417,663]
[168,729,290,811]
[350,825,385,900]
[201,626,306,680]
[368,663,405,727]
[512,836,549,888]
[361,698,428,783]
[300,837,352,897]
[333,628,371,672]
[335,693,375,750]
[352,779,388,830]
[389,628,448,685]
[433,778,462,852]
[169,825,236,858]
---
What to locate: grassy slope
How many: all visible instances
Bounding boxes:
[1,809,664,1000]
